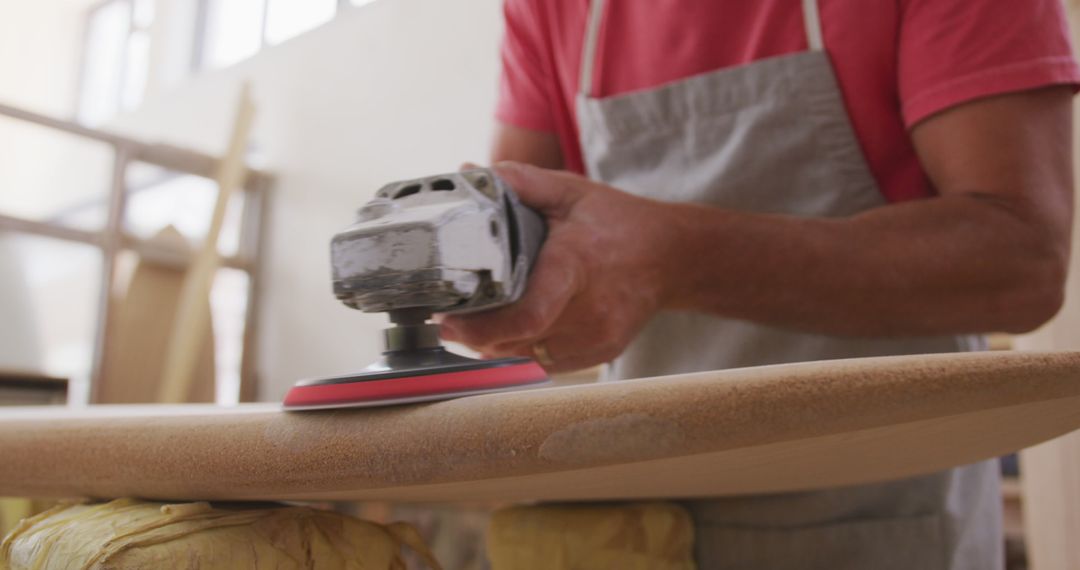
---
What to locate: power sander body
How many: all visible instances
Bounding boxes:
[284,169,551,410]
[331,168,546,316]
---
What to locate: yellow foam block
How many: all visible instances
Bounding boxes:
[487,502,695,570]
[0,499,440,570]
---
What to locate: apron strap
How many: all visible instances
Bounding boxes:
[579,0,606,98]
[802,0,824,52]
[580,0,825,98]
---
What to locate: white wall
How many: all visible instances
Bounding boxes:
[106,0,506,400]
[0,0,93,116]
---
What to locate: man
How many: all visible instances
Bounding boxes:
[441,0,1079,568]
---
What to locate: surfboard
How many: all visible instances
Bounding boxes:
[1,351,1078,503]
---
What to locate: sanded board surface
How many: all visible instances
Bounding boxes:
[2,351,1079,503]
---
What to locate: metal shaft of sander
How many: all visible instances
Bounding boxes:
[384,308,441,353]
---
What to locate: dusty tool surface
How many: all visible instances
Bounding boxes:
[288,168,549,409]
[2,351,1079,503]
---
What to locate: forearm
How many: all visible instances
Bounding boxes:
[657,193,1069,337]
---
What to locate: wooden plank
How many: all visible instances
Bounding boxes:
[0,351,1078,503]
[0,369,67,406]
[98,227,216,404]
[0,213,101,246]
[1020,435,1080,570]
[1013,5,1080,569]
[0,370,67,391]
[0,213,251,272]
[237,175,271,403]
[158,85,255,404]
[88,146,132,404]
[0,100,269,186]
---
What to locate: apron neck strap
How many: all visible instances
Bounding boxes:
[802,0,825,52]
[579,0,606,98]
[578,0,826,98]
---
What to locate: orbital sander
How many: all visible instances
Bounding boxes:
[283,168,550,410]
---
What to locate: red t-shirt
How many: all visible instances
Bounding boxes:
[496,0,1080,202]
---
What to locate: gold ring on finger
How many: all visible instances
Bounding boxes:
[532,341,556,367]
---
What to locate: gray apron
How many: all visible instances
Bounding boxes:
[574,0,1003,568]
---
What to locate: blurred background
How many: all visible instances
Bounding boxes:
[1,2,1079,568]
[0,0,506,406]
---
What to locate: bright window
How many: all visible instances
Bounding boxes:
[77,0,155,125]
[78,0,389,122]
[78,0,134,125]
[265,0,337,45]
[202,0,266,69]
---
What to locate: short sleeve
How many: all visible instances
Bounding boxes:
[496,0,557,132]
[898,0,1080,126]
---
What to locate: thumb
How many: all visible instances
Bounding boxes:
[493,161,586,217]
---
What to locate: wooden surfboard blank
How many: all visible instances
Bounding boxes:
[99,227,215,404]
[1,351,1078,503]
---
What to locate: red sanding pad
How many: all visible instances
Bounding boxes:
[283,359,549,410]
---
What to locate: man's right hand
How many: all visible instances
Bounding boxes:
[439,162,679,372]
